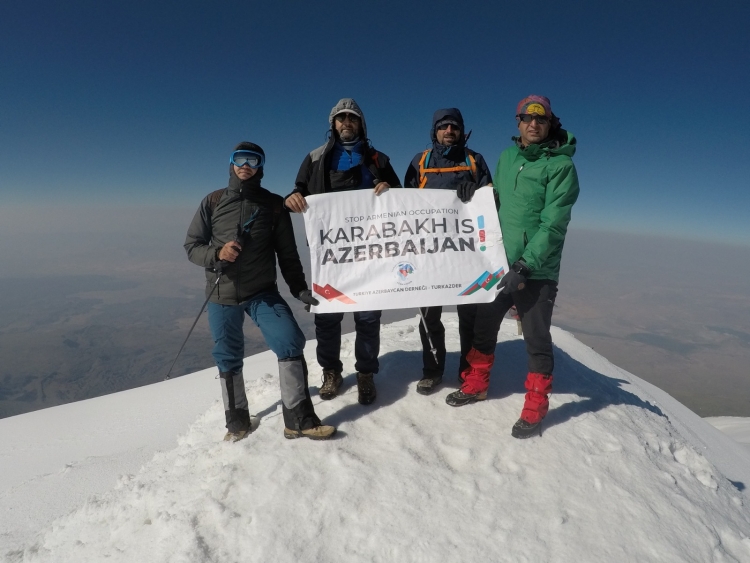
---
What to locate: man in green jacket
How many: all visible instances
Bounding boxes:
[445,95,580,439]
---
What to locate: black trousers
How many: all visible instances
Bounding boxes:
[418,306,445,377]
[315,310,381,374]
[418,304,478,377]
[461,280,558,375]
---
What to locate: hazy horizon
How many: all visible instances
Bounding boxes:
[0,206,747,419]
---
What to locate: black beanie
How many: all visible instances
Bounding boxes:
[230,141,265,182]
[233,141,265,158]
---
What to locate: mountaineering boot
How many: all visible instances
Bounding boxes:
[283,424,337,440]
[511,372,553,439]
[445,348,494,407]
[445,388,487,406]
[511,418,542,439]
[219,370,251,439]
[357,372,377,405]
[319,369,343,400]
[279,355,336,440]
[416,374,443,395]
[223,429,249,443]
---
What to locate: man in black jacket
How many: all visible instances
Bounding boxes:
[285,98,400,406]
[404,108,493,395]
[185,142,335,442]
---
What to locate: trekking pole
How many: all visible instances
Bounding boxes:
[164,261,226,381]
[418,307,439,364]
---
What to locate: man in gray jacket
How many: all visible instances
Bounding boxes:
[185,141,335,442]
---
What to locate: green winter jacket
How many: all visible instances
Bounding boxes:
[493,129,579,282]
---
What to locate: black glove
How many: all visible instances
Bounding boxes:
[498,261,530,294]
[456,181,479,203]
[298,289,319,312]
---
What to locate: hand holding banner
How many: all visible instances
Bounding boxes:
[302,187,508,313]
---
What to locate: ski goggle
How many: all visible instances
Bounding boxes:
[517,114,550,125]
[230,150,265,168]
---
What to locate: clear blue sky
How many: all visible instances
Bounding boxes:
[3,0,749,244]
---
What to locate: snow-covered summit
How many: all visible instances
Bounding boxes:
[2,315,750,562]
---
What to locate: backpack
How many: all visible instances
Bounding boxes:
[417,149,477,188]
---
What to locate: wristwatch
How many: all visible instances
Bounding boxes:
[512,260,530,277]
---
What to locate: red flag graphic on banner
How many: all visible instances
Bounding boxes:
[313,283,357,305]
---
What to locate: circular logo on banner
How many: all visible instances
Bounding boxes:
[393,262,415,285]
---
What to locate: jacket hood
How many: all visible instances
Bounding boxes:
[228,169,263,195]
[329,98,368,140]
[430,108,467,158]
[514,129,576,160]
[431,108,465,141]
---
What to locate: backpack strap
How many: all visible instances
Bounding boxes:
[466,152,478,183]
[203,190,282,275]
[206,188,226,214]
[207,189,282,233]
[419,148,477,187]
[418,150,432,188]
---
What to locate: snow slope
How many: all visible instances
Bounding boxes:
[706,418,750,451]
[2,315,750,562]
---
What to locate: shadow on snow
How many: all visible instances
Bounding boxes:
[311,338,664,430]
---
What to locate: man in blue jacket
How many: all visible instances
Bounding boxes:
[404,108,493,395]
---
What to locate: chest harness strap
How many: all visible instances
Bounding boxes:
[418,149,477,188]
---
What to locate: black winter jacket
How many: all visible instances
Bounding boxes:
[292,135,401,197]
[185,172,308,305]
[291,98,400,197]
[292,135,401,196]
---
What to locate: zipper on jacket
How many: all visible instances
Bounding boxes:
[236,198,244,304]
[213,202,221,301]
[514,164,524,191]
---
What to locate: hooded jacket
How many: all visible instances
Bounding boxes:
[404,108,492,189]
[185,166,308,305]
[291,98,400,197]
[493,129,580,282]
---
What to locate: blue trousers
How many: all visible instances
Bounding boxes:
[208,291,318,432]
[208,290,305,373]
[314,310,381,374]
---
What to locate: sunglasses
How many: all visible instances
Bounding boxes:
[230,150,265,168]
[334,113,360,123]
[436,123,461,131]
[517,114,550,125]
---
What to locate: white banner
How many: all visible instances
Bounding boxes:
[302,187,509,313]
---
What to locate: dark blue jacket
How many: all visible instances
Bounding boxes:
[404,108,492,190]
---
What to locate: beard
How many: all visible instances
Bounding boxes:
[338,128,358,142]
